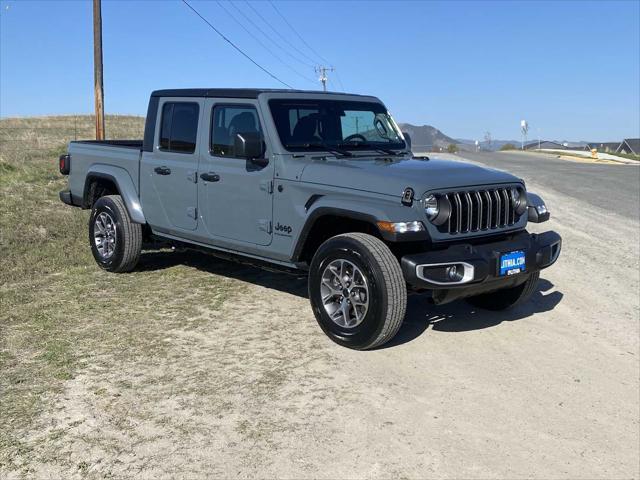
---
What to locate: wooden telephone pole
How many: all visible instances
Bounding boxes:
[93,0,105,140]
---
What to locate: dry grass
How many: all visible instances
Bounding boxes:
[0,116,243,474]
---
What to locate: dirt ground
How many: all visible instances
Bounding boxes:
[1,125,639,478]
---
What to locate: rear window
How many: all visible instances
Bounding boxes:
[159,102,199,153]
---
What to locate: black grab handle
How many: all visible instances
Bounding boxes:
[154,166,171,175]
[200,172,220,182]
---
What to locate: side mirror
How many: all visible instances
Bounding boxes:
[234,132,265,160]
[402,132,412,151]
[527,192,550,223]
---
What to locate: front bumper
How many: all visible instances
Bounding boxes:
[401,230,561,291]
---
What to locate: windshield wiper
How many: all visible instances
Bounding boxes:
[338,143,402,156]
[286,142,353,157]
[372,147,402,156]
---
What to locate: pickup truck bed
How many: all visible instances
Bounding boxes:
[64,140,144,223]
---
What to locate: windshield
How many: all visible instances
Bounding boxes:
[269,99,406,153]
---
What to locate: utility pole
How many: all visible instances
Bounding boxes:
[93,0,105,140]
[315,66,334,92]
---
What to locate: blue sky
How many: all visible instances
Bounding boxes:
[1,0,638,141]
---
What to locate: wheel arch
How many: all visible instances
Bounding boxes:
[292,207,383,265]
[83,166,146,224]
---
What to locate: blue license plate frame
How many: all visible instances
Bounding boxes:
[499,250,526,276]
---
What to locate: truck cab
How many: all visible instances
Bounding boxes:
[59,88,561,349]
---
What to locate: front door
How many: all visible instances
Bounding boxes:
[199,100,273,246]
[140,99,203,232]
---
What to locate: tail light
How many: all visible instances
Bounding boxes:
[59,154,70,175]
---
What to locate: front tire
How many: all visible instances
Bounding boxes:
[89,195,142,273]
[466,271,540,310]
[308,233,407,350]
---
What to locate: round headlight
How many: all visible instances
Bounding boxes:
[424,194,439,220]
[511,188,527,215]
[424,194,451,226]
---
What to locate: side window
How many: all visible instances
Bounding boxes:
[158,102,199,154]
[211,105,263,158]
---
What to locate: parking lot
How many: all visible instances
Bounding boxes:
[2,147,639,479]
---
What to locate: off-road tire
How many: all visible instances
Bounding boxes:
[89,195,142,273]
[466,271,540,311]
[308,233,407,350]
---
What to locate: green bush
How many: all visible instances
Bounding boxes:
[447,143,458,153]
[500,143,517,151]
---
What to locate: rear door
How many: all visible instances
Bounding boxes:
[198,99,273,246]
[140,98,203,232]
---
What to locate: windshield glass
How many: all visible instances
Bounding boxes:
[269,99,406,153]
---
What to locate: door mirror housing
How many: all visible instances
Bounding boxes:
[234,132,265,160]
[402,132,412,151]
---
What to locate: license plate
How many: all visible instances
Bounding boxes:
[499,250,526,276]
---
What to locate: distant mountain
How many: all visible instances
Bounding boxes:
[398,123,587,152]
[398,123,519,152]
[397,123,458,151]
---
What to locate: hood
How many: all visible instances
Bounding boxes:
[299,155,522,197]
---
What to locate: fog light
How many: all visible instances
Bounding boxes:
[446,265,463,281]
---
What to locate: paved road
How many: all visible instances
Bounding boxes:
[450,151,640,220]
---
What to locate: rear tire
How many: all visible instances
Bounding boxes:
[308,233,407,350]
[466,271,540,311]
[89,195,142,273]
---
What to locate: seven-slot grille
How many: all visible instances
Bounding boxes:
[439,187,522,234]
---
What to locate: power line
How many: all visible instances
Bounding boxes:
[214,0,316,85]
[334,69,346,92]
[245,1,317,67]
[180,0,293,89]
[268,0,331,65]
[227,1,313,70]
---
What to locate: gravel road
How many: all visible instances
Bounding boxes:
[17,152,640,479]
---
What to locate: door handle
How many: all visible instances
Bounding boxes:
[154,166,171,175]
[200,172,220,182]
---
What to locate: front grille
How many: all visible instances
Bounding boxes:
[439,187,521,234]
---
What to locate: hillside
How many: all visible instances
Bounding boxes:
[397,123,458,151]
[0,115,145,156]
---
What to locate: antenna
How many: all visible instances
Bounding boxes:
[315,65,334,91]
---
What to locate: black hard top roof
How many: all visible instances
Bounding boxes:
[151,88,377,99]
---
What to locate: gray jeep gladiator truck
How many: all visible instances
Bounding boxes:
[59,88,561,349]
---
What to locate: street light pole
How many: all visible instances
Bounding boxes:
[93,0,105,140]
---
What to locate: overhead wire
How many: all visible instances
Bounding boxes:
[266,0,346,92]
[227,1,315,70]
[180,0,293,89]
[213,0,316,86]
[333,69,346,92]
[267,0,332,66]
[245,1,319,68]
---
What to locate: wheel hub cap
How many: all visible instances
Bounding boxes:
[320,259,369,328]
[93,212,117,259]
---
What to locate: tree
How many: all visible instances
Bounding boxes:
[500,143,516,151]
[447,143,458,153]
